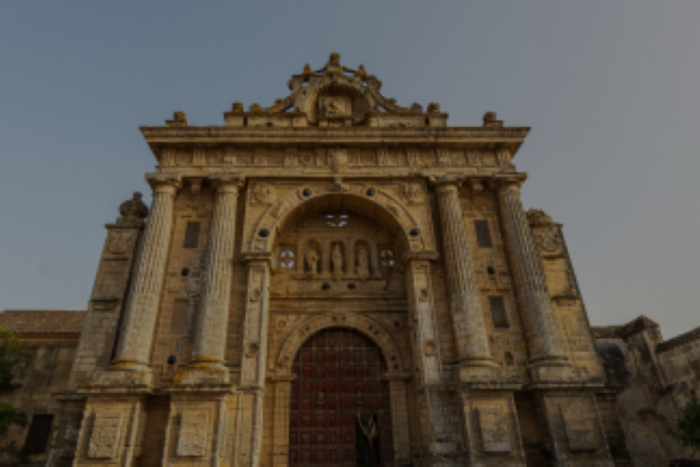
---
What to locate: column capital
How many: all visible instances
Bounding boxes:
[145,172,182,191]
[209,172,245,191]
[430,173,465,192]
[492,173,527,192]
[240,251,275,267]
[403,251,439,264]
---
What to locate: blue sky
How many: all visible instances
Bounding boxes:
[1,2,698,338]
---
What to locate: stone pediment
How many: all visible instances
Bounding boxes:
[223,53,448,128]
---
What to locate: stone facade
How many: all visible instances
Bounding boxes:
[1,53,698,466]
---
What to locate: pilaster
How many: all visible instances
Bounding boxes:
[234,253,272,467]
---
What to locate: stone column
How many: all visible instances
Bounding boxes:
[433,174,497,378]
[235,253,272,467]
[108,173,181,383]
[496,177,568,366]
[185,173,244,384]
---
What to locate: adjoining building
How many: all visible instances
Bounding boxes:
[0,53,698,466]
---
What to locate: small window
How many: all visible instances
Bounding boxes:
[489,296,509,329]
[325,212,349,228]
[380,248,395,268]
[183,222,201,249]
[23,414,54,455]
[474,220,493,248]
[280,249,295,269]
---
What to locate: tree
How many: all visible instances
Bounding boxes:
[676,391,700,457]
[0,326,33,462]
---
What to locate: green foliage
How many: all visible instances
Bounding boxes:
[0,325,33,393]
[0,402,27,435]
[677,392,700,455]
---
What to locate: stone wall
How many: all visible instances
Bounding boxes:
[593,316,700,466]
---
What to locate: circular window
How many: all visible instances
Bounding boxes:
[325,212,349,228]
[380,248,395,267]
[280,249,295,269]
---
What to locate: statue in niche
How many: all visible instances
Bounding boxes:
[356,245,370,278]
[305,249,320,275]
[331,244,343,275]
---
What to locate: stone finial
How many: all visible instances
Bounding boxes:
[354,64,368,80]
[166,111,188,127]
[483,111,503,128]
[302,63,315,79]
[231,102,244,114]
[249,103,262,113]
[526,208,554,227]
[427,103,441,114]
[116,192,149,227]
[409,103,423,114]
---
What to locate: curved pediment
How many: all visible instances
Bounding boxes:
[223,53,448,128]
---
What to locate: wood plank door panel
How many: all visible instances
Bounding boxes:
[290,328,394,467]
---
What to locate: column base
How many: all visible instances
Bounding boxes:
[86,360,154,390]
[458,357,502,383]
[527,360,588,387]
[172,358,231,386]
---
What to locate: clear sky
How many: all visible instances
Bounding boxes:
[1,2,698,339]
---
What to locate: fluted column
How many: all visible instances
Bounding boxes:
[113,173,182,371]
[190,173,245,373]
[433,174,496,372]
[497,177,568,365]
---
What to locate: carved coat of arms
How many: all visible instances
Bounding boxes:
[329,148,348,173]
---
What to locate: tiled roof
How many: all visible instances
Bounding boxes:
[0,310,85,335]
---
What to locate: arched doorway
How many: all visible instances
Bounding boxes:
[289,328,395,466]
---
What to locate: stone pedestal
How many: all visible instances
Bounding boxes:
[92,173,181,388]
[459,388,526,467]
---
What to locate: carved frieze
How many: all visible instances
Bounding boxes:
[105,230,134,255]
[87,412,124,459]
[252,182,276,205]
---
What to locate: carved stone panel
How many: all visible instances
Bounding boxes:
[177,410,210,457]
[477,408,511,453]
[87,412,124,459]
[561,405,597,452]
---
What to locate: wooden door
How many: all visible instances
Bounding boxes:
[289,328,394,466]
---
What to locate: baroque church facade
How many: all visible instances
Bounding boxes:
[7,53,648,466]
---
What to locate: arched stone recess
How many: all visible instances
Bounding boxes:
[274,312,407,375]
[245,182,435,256]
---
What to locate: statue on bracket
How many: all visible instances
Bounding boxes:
[331,244,344,275]
[356,245,370,278]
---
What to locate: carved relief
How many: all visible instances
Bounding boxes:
[319,96,352,118]
[88,412,124,459]
[403,182,426,204]
[208,151,222,165]
[533,229,562,253]
[223,148,236,165]
[560,404,597,452]
[252,183,276,205]
[477,408,511,453]
[305,249,320,275]
[106,230,133,255]
[329,148,348,172]
[193,148,207,166]
[355,243,370,278]
[437,149,452,166]
[177,410,209,457]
